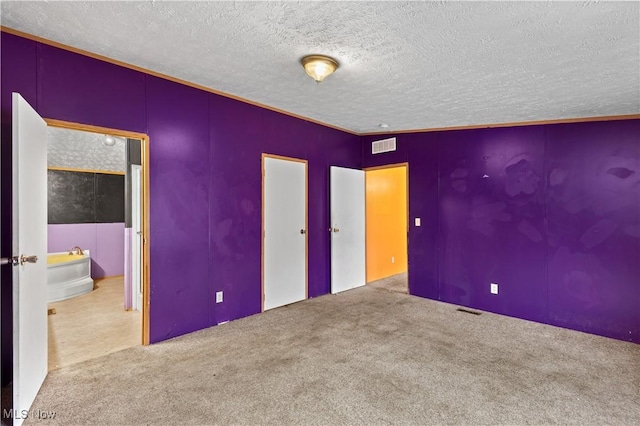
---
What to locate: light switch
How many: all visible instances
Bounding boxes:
[490,283,498,295]
[415,218,421,227]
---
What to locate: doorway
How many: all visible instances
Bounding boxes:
[4,95,151,420]
[45,120,150,370]
[262,154,308,311]
[365,163,409,294]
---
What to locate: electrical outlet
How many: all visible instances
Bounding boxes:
[415,218,421,227]
[391,256,395,264]
[216,291,223,303]
[490,283,498,295]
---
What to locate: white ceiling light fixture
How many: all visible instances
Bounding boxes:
[301,55,339,83]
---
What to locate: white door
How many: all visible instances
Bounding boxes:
[330,166,366,294]
[12,93,48,425]
[263,156,306,310]
[131,165,143,311]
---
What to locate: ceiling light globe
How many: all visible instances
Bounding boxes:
[301,55,339,83]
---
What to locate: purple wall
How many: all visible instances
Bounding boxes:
[2,31,636,390]
[0,31,361,382]
[48,223,125,279]
[545,121,640,341]
[363,120,640,344]
[208,97,362,326]
[1,33,38,384]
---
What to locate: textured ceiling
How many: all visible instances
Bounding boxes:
[48,127,126,173]
[2,1,639,133]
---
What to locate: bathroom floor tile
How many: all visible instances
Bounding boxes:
[47,276,141,371]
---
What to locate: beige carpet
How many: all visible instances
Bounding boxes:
[48,276,141,371]
[368,272,408,294]
[23,285,640,425]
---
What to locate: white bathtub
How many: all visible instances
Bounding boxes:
[47,250,94,303]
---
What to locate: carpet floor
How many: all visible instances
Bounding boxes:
[368,272,408,294]
[23,285,640,425]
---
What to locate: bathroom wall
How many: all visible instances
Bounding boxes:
[1,30,361,384]
[47,168,125,278]
[48,223,125,279]
[48,170,124,224]
[363,120,640,344]
[47,126,127,279]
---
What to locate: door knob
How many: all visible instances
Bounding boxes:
[333,228,340,233]
[300,229,306,234]
[20,255,38,265]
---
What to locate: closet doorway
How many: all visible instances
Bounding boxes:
[261,154,308,311]
[365,163,409,294]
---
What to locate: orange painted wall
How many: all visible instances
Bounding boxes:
[365,166,407,282]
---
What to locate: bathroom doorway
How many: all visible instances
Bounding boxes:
[364,163,409,294]
[44,120,150,370]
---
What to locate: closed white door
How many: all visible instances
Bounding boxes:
[12,93,49,425]
[263,156,307,310]
[330,166,366,294]
[131,165,143,311]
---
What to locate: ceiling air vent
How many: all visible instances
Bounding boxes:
[372,137,396,154]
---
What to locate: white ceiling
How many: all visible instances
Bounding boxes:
[2,1,639,134]
[48,127,126,173]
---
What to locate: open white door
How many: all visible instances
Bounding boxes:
[131,165,143,311]
[263,156,307,310]
[12,93,48,425]
[330,166,366,294]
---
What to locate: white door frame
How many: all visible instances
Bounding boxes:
[261,153,308,311]
[45,119,151,345]
[131,164,143,311]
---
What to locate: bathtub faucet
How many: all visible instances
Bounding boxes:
[69,246,84,255]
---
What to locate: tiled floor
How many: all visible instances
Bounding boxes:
[47,276,141,371]
[367,272,408,293]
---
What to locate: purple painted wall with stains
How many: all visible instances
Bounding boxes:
[0,32,361,383]
[363,121,640,343]
[1,30,637,386]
